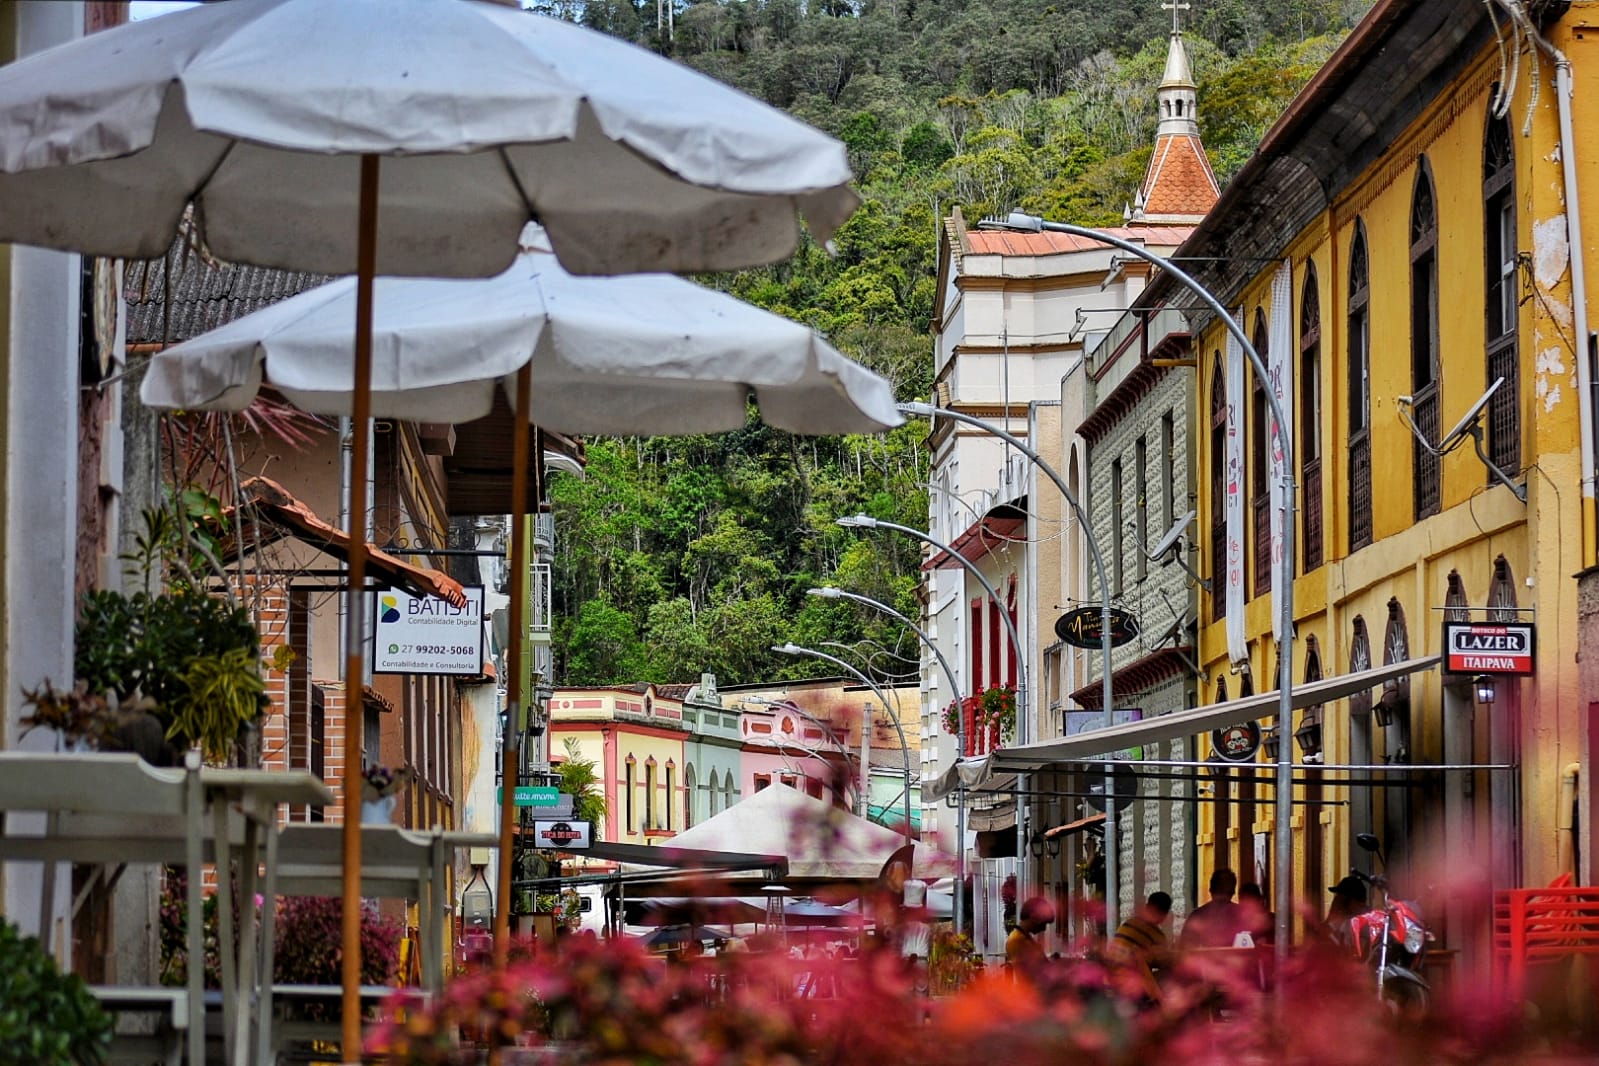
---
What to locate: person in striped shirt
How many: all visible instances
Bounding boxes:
[1108,891,1173,1005]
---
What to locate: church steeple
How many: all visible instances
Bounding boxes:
[1127,0,1218,227]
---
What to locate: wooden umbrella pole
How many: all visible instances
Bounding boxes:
[340,153,380,1065]
[495,362,533,967]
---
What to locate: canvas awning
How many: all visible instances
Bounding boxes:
[926,655,1440,799]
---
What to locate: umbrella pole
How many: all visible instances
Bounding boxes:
[340,153,380,1065]
[495,362,533,967]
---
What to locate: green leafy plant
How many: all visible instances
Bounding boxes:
[170,646,266,762]
[0,916,112,1066]
[556,736,608,836]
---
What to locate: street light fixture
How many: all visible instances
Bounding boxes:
[772,642,916,842]
[894,398,1123,928]
[994,209,1297,976]
[808,585,969,936]
[1475,675,1497,706]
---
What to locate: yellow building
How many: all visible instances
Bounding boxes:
[1178,0,1591,975]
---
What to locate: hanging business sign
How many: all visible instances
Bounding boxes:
[1054,606,1140,649]
[532,819,592,850]
[373,585,486,676]
[1211,720,1262,762]
[1443,620,1535,675]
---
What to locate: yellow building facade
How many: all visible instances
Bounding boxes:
[1183,0,1592,973]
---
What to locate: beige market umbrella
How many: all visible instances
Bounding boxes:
[0,1,856,1057]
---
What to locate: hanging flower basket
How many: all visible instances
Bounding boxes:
[975,685,1016,742]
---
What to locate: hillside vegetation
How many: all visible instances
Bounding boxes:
[546,0,1373,686]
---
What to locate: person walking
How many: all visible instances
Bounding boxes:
[1178,868,1245,950]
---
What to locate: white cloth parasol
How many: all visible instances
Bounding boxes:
[140,234,901,436]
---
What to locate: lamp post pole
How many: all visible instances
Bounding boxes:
[897,400,1121,932]
[837,515,1039,921]
[997,212,1297,976]
[773,643,916,842]
[809,587,968,936]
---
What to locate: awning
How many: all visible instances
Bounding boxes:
[922,502,1026,570]
[965,799,1016,833]
[1044,812,1106,839]
[221,475,467,607]
[557,838,787,878]
[926,655,1439,799]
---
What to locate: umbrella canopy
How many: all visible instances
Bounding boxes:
[746,896,859,928]
[0,0,857,277]
[139,235,902,436]
[632,898,768,927]
[638,924,731,949]
[666,784,958,881]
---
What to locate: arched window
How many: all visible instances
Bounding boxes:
[1210,353,1228,621]
[1251,309,1271,597]
[1300,636,1326,900]
[1485,109,1521,474]
[1348,222,1372,551]
[684,763,697,828]
[1411,158,1442,519]
[644,757,657,831]
[1300,264,1323,570]
[665,761,675,832]
[1445,569,1471,623]
[1488,554,1519,622]
[624,756,637,835]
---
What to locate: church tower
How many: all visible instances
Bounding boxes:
[1127,4,1220,226]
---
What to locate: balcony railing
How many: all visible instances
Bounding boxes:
[1413,384,1440,519]
[1302,458,1322,570]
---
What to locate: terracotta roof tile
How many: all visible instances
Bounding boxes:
[1139,133,1220,221]
[965,225,1193,257]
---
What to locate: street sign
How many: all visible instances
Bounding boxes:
[497,785,562,808]
[532,819,591,850]
[1443,620,1535,675]
[1054,605,1140,649]
[373,585,486,676]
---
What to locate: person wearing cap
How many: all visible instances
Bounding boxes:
[1006,895,1056,981]
[1324,874,1369,947]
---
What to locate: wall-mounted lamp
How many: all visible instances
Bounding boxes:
[1373,687,1400,728]
[1474,675,1497,706]
[1293,707,1323,762]
[1028,831,1061,859]
[1263,727,1281,763]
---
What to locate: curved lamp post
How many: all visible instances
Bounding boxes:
[809,586,968,936]
[896,399,1122,930]
[773,643,915,843]
[997,211,1296,973]
[835,515,1044,919]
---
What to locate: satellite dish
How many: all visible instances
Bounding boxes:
[1151,509,1196,559]
[1440,377,1505,450]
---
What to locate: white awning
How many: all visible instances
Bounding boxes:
[926,655,1440,800]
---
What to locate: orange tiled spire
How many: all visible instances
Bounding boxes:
[1128,18,1219,227]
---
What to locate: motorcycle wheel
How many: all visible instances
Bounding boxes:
[1382,977,1428,1020]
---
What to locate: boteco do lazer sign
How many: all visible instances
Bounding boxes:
[1443,620,1535,675]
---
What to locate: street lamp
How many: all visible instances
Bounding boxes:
[808,585,968,937]
[995,210,1296,973]
[895,398,1123,929]
[836,514,1055,915]
[773,642,916,842]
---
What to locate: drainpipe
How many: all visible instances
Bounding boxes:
[1510,6,1597,558]
[1558,762,1580,876]
[1554,54,1597,561]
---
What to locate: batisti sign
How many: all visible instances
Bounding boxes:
[1442,620,1535,676]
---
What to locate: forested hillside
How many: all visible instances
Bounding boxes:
[545,0,1373,686]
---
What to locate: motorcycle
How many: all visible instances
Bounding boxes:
[1346,833,1432,1015]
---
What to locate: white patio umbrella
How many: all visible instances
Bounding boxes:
[0,1,857,1057]
[140,234,901,436]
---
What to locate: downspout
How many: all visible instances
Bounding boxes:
[1512,10,1598,559]
[1558,762,1579,877]
[1555,54,1597,562]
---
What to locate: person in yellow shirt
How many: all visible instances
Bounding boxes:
[1005,896,1055,981]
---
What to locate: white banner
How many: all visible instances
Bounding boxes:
[1267,260,1295,645]
[373,586,486,675]
[1224,310,1248,666]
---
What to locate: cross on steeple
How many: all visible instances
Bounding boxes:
[1162,0,1190,34]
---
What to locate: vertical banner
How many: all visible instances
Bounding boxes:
[1267,260,1295,645]
[1224,310,1248,666]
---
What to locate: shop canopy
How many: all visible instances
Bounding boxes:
[926,654,1440,800]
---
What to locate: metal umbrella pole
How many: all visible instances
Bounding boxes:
[896,401,1120,932]
[808,587,968,936]
[995,212,1296,983]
